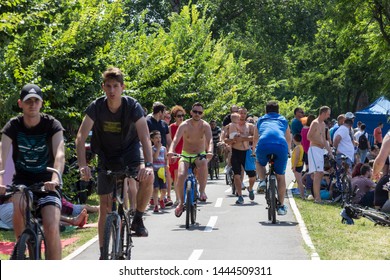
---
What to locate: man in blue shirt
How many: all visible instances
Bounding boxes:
[291,107,304,137]
[253,101,291,215]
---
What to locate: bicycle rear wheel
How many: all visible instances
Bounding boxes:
[341,175,352,206]
[102,214,118,260]
[268,175,277,224]
[15,231,38,260]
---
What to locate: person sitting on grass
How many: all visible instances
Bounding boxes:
[351,164,376,207]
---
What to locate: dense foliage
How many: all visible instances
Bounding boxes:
[1,0,390,137]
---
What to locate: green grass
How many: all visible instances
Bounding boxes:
[294,197,390,260]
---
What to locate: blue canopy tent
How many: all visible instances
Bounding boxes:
[354,96,390,141]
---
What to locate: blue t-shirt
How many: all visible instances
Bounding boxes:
[256,113,288,147]
[291,118,303,136]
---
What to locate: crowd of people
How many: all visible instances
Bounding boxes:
[288,107,389,213]
[0,66,389,260]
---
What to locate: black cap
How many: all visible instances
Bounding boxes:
[20,84,43,102]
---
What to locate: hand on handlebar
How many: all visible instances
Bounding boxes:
[44,181,59,191]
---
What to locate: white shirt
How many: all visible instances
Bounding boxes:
[334,125,355,161]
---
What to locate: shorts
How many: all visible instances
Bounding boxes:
[180,150,206,164]
[97,164,139,195]
[294,166,304,173]
[230,148,256,178]
[72,204,84,216]
[153,171,167,190]
[0,203,13,230]
[308,146,325,173]
[33,190,62,212]
[256,143,288,175]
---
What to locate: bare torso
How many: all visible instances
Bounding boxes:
[182,119,209,153]
[308,119,326,148]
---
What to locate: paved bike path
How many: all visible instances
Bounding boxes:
[66,162,317,260]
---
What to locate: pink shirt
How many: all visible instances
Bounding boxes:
[374,127,382,144]
[301,126,310,153]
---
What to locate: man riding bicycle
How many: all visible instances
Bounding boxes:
[75,67,154,259]
[167,102,213,217]
[0,84,65,260]
[252,101,291,215]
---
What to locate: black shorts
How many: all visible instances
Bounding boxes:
[231,148,256,178]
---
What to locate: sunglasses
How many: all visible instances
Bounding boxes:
[176,114,185,118]
[192,110,203,115]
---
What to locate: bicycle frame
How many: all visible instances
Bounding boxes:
[102,168,135,260]
[7,167,62,260]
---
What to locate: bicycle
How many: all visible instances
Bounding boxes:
[326,152,353,206]
[101,167,136,260]
[3,167,62,260]
[172,153,206,229]
[341,204,390,226]
[208,153,220,180]
[265,154,278,224]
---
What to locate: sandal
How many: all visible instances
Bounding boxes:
[174,205,184,217]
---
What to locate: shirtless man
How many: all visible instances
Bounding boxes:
[224,107,256,204]
[307,106,333,203]
[168,102,213,217]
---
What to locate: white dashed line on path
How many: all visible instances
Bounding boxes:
[188,249,203,260]
[215,198,223,208]
[204,216,218,232]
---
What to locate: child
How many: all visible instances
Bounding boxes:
[151,130,168,213]
[229,112,241,139]
[291,133,305,198]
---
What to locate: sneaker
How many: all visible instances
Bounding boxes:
[164,197,173,207]
[277,205,288,215]
[131,219,149,237]
[257,180,266,194]
[241,182,246,190]
[159,200,165,209]
[149,198,154,207]
[153,205,159,213]
[236,195,244,205]
[199,192,207,202]
[249,190,255,201]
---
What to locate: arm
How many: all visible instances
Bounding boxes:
[252,125,259,154]
[285,126,292,153]
[307,122,317,143]
[168,123,185,155]
[373,133,390,178]
[292,147,298,169]
[333,135,341,150]
[47,130,65,189]
[136,117,154,181]
[204,123,213,160]
[0,134,12,193]
[76,115,94,180]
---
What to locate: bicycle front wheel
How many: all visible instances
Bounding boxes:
[120,212,133,260]
[102,214,118,260]
[15,231,38,260]
[185,187,191,229]
[268,175,277,224]
[191,186,198,225]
